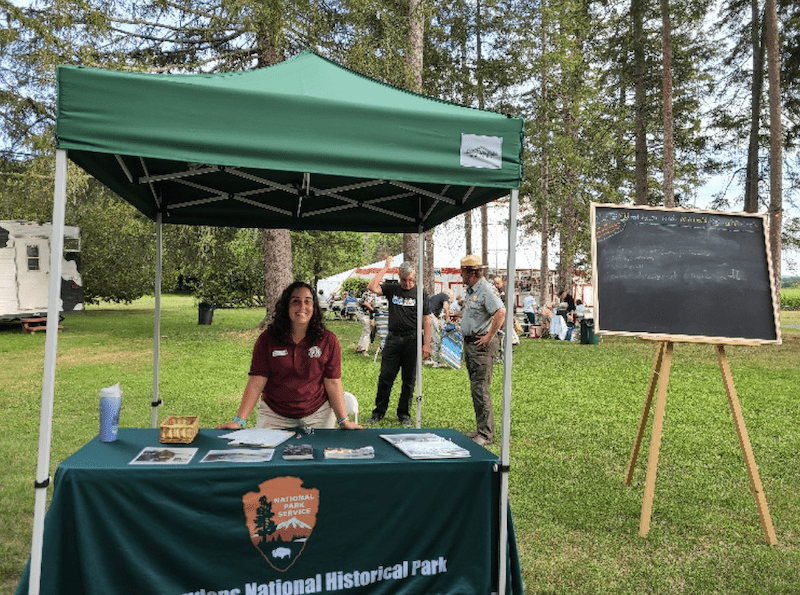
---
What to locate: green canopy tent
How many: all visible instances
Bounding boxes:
[32,51,524,595]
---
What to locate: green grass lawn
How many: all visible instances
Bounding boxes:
[2,295,800,594]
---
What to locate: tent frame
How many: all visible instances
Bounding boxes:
[35,51,525,592]
[32,148,519,595]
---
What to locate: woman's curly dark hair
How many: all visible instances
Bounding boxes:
[268,281,326,345]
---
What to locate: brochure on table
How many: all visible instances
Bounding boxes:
[129,447,198,465]
[200,449,275,463]
[218,428,295,447]
[380,433,471,459]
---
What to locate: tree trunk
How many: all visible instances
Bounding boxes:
[425,230,435,295]
[539,203,550,307]
[407,0,424,92]
[402,234,418,268]
[465,210,472,254]
[405,0,431,289]
[261,229,293,327]
[745,0,765,213]
[257,25,292,326]
[633,0,649,205]
[765,0,782,285]
[558,100,580,294]
[539,2,550,307]
[476,0,489,271]
[481,204,489,271]
[660,0,675,208]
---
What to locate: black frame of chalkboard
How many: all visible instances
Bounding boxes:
[591,203,782,345]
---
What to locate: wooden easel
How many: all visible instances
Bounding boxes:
[624,341,777,545]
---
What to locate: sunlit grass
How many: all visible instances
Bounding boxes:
[2,296,800,594]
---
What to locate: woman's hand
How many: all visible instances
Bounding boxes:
[216,420,243,430]
[340,420,363,430]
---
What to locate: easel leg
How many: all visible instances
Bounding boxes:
[716,345,778,546]
[639,341,673,537]
[625,341,667,486]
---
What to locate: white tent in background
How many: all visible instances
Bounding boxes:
[316,267,356,302]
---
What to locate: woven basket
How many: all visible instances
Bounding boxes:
[159,415,199,444]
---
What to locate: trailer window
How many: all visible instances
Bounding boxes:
[64,237,80,253]
[27,245,40,271]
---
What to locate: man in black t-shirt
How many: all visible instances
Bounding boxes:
[366,256,431,426]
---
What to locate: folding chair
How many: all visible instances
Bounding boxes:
[344,392,359,424]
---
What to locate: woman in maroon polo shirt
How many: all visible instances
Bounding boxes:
[218,281,362,430]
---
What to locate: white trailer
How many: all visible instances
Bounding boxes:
[0,220,84,321]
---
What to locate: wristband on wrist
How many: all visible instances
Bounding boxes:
[233,415,247,427]
[336,416,349,427]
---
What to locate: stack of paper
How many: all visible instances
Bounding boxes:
[380,433,470,459]
[323,446,375,459]
[218,428,294,448]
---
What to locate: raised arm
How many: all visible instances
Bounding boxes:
[368,255,392,295]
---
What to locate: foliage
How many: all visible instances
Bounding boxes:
[341,276,368,297]
[0,155,161,303]
[0,0,798,305]
[75,189,158,304]
[2,296,800,594]
[174,227,265,308]
[779,286,800,309]
[290,230,364,288]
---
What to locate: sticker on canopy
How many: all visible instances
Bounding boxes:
[460,134,503,169]
[242,476,319,571]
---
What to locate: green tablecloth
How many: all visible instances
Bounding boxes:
[17,428,523,595]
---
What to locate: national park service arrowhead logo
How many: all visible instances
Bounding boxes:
[242,476,319,571]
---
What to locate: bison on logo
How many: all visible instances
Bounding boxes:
[242,476,319,571]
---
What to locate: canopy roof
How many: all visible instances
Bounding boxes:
[56,51,524,233]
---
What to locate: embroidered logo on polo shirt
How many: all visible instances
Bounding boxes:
[242,476,319,572]
[308,346,322,358]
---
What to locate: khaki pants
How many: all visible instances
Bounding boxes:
[430,315,443,362]
[464,335,499,441]
[356,310,372,352]
[257,399,336,429]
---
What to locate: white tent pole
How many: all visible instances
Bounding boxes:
[415,228,424,428]
[29,149,69,595]
[151,213,163,428]
[498,188,519,595]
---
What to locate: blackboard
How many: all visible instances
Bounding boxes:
[591,203,781,344]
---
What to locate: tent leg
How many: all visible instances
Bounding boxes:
[151,214,163,427]
[29,149,69,595]
[415,229,424,429]
[498,188,519,595]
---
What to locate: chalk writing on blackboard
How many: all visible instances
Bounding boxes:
[591,204,780,344]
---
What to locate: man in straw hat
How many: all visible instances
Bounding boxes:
[459,254,506,446]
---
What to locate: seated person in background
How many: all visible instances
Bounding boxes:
[575,298,586,319]
[522,292,538,333]
[426,289,453,367]
[539,303,552,334]
[342,292,359,317]
[554,301,575,340]
[449,295,465,321]
[218,281,362,431]
[559,290,576,315]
